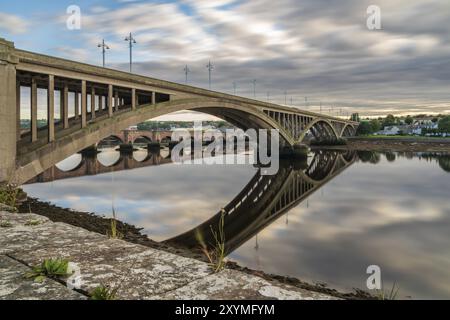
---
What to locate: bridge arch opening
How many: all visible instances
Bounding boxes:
[307,120,340,142]
[133,136,153,145]
[97,149,121,167]
[55,153,83,172]
[97,135,123,149]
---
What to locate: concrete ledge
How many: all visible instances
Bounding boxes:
[0,211,336,300]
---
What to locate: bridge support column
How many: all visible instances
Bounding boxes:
[108,84,113,117]
[131,88,136,110]
[31,77,38,141]
[63,84,69,129]
[0,38,18,183]
[81,80,87,128]
[74,90,79,119]
[91,86,96,120]
[47,75,55,142]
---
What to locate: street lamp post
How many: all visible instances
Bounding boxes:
[252,79,256,98]
[97,39,110,68]
[124,33,137,73]
[184,65,190,84]
[206,61,214,90]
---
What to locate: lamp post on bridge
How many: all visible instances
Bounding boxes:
[184,65,190,84]
[252,79,256,98]
[124,33,137,73]
[97,39,110,68]
[206,61,214,90]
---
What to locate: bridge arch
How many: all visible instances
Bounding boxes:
[299,119,340,142]
[341,124,356,137]
[132,135,153,144]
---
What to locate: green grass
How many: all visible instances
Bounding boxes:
[196,209,227,273]
[90,285,118,300]
[0,221,13,228]
[0,184,19,212]
[25,219,41,226]
[25,258,71,283]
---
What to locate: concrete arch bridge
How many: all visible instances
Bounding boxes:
[0,38,358,184]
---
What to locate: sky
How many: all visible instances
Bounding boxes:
[1,0,450,119]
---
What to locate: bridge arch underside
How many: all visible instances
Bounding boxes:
[307,120,339,141]
[15,99,350,184]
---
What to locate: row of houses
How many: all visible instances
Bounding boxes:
[375,119,448,136]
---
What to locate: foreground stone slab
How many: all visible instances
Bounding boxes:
[153,269,336,300]
[0,211,335,300]
[0,255,85,300]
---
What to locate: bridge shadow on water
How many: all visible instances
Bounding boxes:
[26,145,358,257]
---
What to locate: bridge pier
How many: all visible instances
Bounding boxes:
[0,39,18,183]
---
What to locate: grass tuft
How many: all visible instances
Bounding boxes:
[196,209,227,273]
[24,258,71,283]
[90,285,118,300]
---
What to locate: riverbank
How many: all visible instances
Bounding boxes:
[0,209,337,300]
[16,198,372,300]
[314,137,450,153]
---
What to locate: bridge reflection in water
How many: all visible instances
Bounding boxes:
[165,150,357,254]
[26,146,357,256]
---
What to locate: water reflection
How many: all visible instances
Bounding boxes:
[23,149,450,299]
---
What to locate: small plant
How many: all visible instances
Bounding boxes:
[25,258,71,283]
[0,221,13,228]
[196,209,227,273]
[377,282,400,300]
[108,207,123,239]
[90,285,118,300]
[25,219,41,226]
[0,183,19,212]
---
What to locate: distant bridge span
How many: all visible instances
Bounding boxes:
[0,38,358,184]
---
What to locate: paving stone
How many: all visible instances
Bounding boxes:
[0,255,85,300]
[153,269,337,300]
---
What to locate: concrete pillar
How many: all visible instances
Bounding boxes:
[0,38,18,183]
[81,80,87,128]
[16,80,20,141]
[108,85,113,117]
[91,86,96,120]
[74,91,79,119]
[48,75,55,142]
[31,78,38,142]
[115,91,119,112]
[152,91,156,105]
[63,84,69,129]
[131,88,136,110]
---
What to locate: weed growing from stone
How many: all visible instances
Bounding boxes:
[90,285,118,300]
[377,282,400,300]
[196,209,226,273]
[0,220,12,228]
[25,258,71,283]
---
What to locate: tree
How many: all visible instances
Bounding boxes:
[356,121,372,135]
[432,117,439,123]
[370,119,381,132]
[382,114,396,128]
[438,116,450,132]
[405,115,413,125]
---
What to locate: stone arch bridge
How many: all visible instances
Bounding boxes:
[0,38,358,184]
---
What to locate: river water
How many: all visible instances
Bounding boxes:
[22,147,450,299]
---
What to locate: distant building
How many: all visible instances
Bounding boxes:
[127,125,138,131]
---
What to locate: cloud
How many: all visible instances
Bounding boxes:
[9,0,450,117]
[0,12,28,34]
